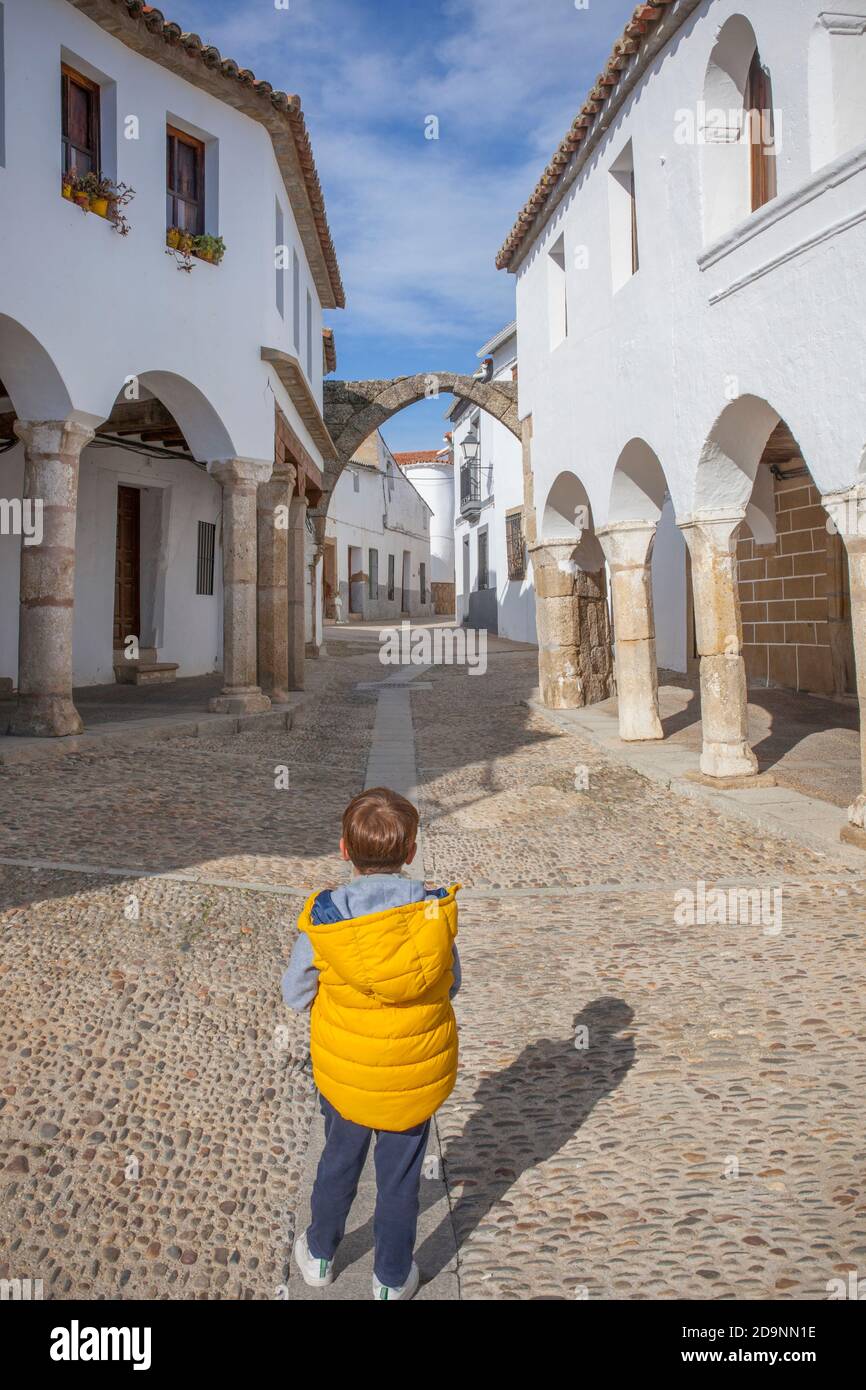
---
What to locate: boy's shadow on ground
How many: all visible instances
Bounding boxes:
[332,997,635,1285]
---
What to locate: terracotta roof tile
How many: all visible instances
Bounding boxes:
[496,0,678,272]
[77,1,345,307]
[392,449,452,467]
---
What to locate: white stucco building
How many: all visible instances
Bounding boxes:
[0,0,344,732]
[392,445,455,615]
[322,431,435,625]
[450,325,537,644]
[499,0,866,829]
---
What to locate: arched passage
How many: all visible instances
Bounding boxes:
[685,394,859,780]
[598,440,677,742]
[530,468,613,709]
[0,313,75,422]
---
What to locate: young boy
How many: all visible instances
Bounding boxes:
[282,786,460,1301]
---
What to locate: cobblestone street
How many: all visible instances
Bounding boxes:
[2,641,865,1300]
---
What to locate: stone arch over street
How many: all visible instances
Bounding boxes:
[322,372,520,494]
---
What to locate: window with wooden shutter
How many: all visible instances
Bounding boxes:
[166,125,205,234]
[746,49,777,212]
[505,510,526,580]
[196,520,215,596]
[61,64,100,177]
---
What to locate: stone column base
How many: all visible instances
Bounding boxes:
[700,738,759,779]
[209,687,272,716]
[6,694,84,738]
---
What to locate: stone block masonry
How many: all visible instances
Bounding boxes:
[737,471,856,698]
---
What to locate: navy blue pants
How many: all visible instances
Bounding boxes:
[306,1093,430,1288]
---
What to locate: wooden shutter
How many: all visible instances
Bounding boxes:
[61,64,100,176]
[746,50,777,211]
[167,125,205,234]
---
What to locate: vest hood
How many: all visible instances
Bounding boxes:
[299,887,459,1006]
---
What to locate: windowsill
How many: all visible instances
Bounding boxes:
[62,190,112,220]
[165,233,223,266]
[698,138,866,271]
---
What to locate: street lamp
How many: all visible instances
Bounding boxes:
[460,422,481,510]
[461,423,480,466]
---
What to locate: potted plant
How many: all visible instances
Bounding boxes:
[166,228,195,272]
[192,233,226,265]
[73,170,93,211]
[61,167,77,201]
[88,174,112,218]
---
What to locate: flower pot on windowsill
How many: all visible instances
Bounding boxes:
[191,235,226,266]
[90,195,110,218]
[166,227,181,249]
[61,182,73,201]
[73,191,90,210]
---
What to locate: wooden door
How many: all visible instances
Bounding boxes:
[113,485,141,650]
[323,540,337,618]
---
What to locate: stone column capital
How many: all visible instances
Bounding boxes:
[208,457,273,488]
[13,418,95,457]
[676,510,746,553]
[597,519,658,569]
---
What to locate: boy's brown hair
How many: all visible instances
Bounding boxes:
[342,787,419,873]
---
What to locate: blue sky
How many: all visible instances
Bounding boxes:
[163,0,637,450]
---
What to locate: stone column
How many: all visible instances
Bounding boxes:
[529,539,613,709]
[679,513,757,778]
[823,486,866,833]
[256,465,295,703]
[598,521,663,741]
[7,419,94,737]
[307,547,325,657]
[307,510,327,659]
[209,458,272,715]
[287,493,308,690]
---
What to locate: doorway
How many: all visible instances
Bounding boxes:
[113,485,141,653]
[323,539,337,619]
[462,535,470,623]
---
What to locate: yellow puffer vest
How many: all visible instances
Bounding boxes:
[298,884,460,1131]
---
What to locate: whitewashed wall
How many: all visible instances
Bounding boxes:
[0,0,335,686]
[514,0,866,554]
[325,434,434,622]
[0,0,326,461]
[399,462,455,589]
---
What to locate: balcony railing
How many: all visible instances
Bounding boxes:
[460,461,481,508]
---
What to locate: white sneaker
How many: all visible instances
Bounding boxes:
[372,1261,420,1301]
[293,1230,335,1287]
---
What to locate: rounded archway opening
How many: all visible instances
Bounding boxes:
[0,313,74,423]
